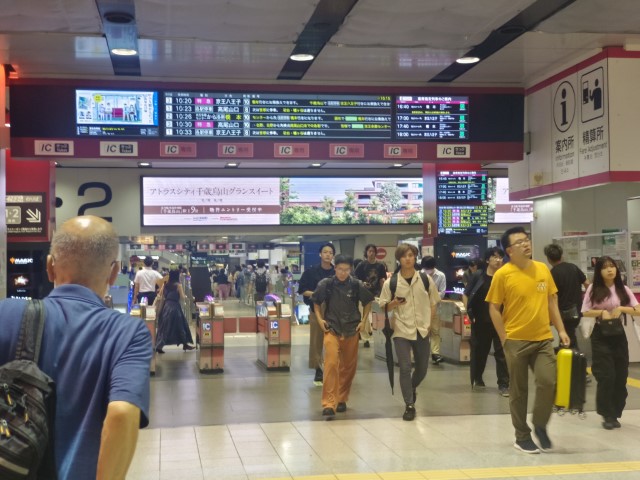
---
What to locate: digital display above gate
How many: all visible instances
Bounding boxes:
[163,92,392,139]
[395,95,469,139]
[438,205,488,235]
[437,170,487,202]
[75,90,159,137]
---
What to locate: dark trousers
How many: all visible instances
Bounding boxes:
[394,333,430,405]
[591,326,629,419]
[562,317,580,350]
[503,339,556,441]
[137,291,157,305]
[470,320,509,388]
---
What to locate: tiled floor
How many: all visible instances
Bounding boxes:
[129,299,640,479]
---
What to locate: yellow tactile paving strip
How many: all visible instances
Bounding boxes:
[263,461,640,480]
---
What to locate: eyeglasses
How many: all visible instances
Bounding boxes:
[509,238,531,248]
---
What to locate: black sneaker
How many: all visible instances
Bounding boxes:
[363,340,370,348]
[403,404,416,421]
[432,354,444,365]
[472,380,486,391]
[602,418,617,430]
[322,407,335,418]
[613,419,621,428]
[313,368,323,385]
[336,402,347,413]
[514,438,540,454]
[499,386,510,397]
[533,426,552,452]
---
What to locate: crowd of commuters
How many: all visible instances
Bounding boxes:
[2,215,639,478]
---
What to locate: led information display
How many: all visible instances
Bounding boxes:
[437,170,487,201]
[164,92,392,139]
[438,205,488,235]
[395,95,469,139]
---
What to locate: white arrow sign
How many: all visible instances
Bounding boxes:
[26,208,42,223]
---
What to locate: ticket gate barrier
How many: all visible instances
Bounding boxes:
[256,301,292,371]
[438,300,471,363]
[130,304,157,375]
[196,302,224,373]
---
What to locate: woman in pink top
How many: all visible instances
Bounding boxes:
[581,256,639,430]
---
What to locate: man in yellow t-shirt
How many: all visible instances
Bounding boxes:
[486,227,569,455]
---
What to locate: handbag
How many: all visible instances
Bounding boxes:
[596,314,626,337]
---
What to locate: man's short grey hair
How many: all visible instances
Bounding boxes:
[51,229,119,271]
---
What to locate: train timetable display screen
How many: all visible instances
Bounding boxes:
[437,170,487,202]
[438,205,488,235]
[163,92,392,139]
[75,90,159,137]
[395,95,469,139]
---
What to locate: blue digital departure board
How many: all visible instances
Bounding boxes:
[437,170,487,202]
[438,205,488,235]
[163,92,392,139]
[395,95,469,139]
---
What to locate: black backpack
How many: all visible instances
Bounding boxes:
[254,271,268,293]
[389,271,431,299]
[0,300,57,480]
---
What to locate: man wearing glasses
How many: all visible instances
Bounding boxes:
[486,226,569,454]
[311,254,374,418]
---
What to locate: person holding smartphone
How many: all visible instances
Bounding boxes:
[377,244,440,421]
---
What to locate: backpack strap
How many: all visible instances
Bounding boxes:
[390,272,430,299]
[15,299,46,363]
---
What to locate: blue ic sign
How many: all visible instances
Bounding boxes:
[270,321,279,329]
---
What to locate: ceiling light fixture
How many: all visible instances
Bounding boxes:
[456,56,480,64]
[290,53,315,62]
[111,48,138,56]
[138,162,151,167]
[309,163,324,168]
[225,162,239,168]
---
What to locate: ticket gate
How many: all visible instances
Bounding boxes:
[438,300,471,363]
[129,304,157,375]
[256,301,292,371]
[196,302,225,373]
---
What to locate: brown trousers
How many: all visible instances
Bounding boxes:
[322,332,360,409]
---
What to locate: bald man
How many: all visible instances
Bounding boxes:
[0,216,152,480]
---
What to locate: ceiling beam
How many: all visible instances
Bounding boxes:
[429,0,579,83]
[278,0,359,80]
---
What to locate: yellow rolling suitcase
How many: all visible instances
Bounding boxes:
[554,348,587,417]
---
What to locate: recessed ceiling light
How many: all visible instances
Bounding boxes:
[290,53,315,62]
[393,163,404,168]
[111,48,138,56]
[138,162,151,167]
[309,163,324,168]
[456,56,480,64]
[225,162,239,168]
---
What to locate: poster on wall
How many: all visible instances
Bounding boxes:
[141,177,281,226]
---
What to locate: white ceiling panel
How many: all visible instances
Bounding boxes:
[336,0,536,49]
[137,0,317,43]
[0,0,100,33]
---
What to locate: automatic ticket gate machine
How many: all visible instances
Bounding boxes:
[256,302,292,371]
[438,300,472,363]
[196,302,225,373]
[129,304,157,375]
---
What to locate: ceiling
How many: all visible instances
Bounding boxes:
[3,0,640,171]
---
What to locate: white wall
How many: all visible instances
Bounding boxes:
[531,196,562,261]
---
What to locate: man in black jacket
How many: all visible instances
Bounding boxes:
[298,243,335,385]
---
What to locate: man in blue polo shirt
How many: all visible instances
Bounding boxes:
[0,215,152,479]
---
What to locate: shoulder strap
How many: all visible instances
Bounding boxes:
[468,271,485,298]
[15,299,46,363]
[390,273,398,298]
[418,272,431,298]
